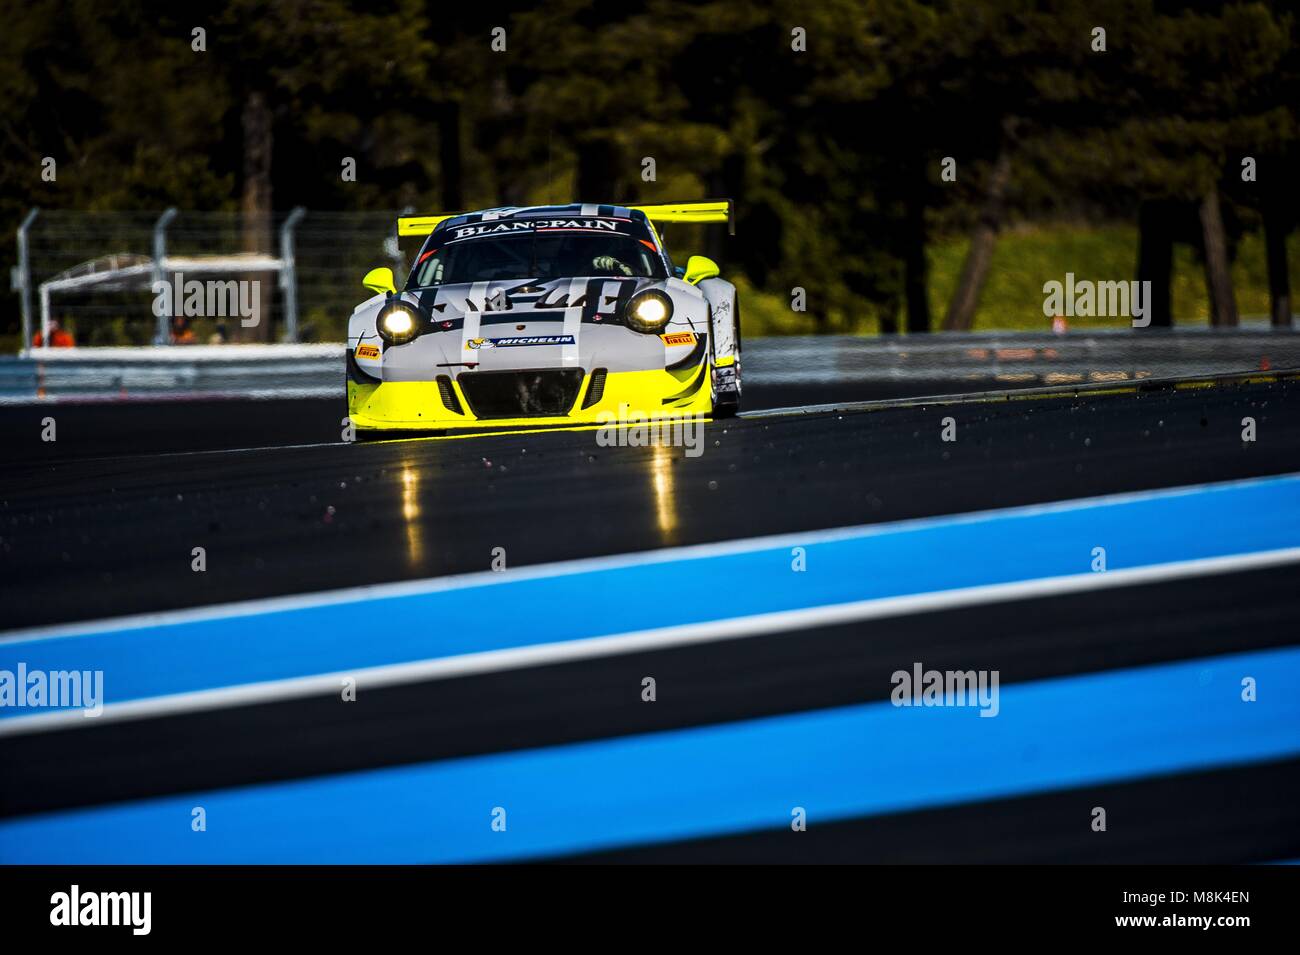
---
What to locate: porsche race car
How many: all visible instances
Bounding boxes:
[346,201,741,435]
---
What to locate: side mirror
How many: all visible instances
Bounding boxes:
[362,267,396,295]
[683,255,720,285]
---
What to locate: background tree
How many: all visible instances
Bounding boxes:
[0,0,1295,343]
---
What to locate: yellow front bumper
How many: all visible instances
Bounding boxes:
[347,365,711,432]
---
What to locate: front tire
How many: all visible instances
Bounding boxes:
[711,372,741,417]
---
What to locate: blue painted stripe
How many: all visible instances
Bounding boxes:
[2,473,1298,716]
[2,645,1296,863]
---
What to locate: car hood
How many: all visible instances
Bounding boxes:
[408,276,656,328]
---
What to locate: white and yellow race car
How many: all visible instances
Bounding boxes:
[346,201,740,435]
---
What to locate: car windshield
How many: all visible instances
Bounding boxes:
[408,232,665,287]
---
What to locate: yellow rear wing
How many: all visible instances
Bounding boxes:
[627,199,734,235]
[397,199,734,238]
[397,214,457,237]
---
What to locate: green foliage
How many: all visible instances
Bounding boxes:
[0,0,1295,340]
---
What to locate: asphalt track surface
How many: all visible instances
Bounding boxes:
[0,378,993,464]
[2,371,1299,862]
[2,374,1298,629]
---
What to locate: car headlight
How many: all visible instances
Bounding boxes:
[625,289,673,333]
[377,299,420,345]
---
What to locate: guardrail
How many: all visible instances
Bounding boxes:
[0,344,344,402]
[742,329,1300,385]
[2,330,1298,403]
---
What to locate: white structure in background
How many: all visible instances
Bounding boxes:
[14,207,306,352]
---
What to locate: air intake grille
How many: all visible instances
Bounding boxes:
[582,368,608,409]
[457,369,584,418]
[436,375,463,414]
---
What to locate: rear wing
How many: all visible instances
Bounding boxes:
[627,200,734,235]
[396,199,734,238]
[397,214,457,237]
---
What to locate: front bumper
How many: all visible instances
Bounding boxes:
[347,363,711,432]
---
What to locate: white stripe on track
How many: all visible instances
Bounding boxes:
[3,546,1297,737]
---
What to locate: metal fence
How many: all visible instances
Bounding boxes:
[14,209,408,350]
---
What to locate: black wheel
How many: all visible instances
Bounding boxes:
[712,385,740,417]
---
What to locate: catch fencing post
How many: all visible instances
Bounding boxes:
[152,208,178,345]
[279,207,306,342]
[14,208,39,350]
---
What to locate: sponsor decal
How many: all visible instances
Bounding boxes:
[661,332,696,346]
[466,335,576,350]
[451,219,622,240]
[356,344,381,359]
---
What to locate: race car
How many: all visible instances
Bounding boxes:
[346,200,741,435]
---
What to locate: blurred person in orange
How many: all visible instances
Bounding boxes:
[32,318,75,348]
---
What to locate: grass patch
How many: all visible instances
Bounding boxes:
[740,222,1298,336]
[924,223,1298,332]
